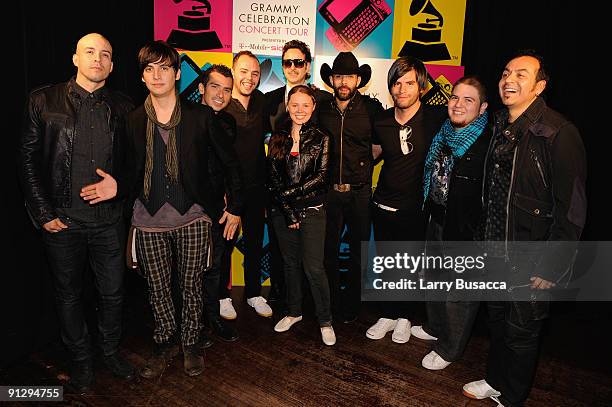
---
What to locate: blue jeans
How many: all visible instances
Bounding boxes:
[42,218,124,361]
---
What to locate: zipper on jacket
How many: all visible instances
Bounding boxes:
[530,147,548,188]
[332,104,346,185]
[505,148,518,261]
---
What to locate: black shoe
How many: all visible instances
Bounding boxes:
[140,342,179,379]
[183,344,204,376]
[210,319,239,342]
[70,359,94,394]
[342,313,358,324]
[103,352,135,380]
[200,331,214,349]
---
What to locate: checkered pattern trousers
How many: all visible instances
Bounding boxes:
[135,219,211,346]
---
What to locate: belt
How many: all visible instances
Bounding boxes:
[333,183,364,192]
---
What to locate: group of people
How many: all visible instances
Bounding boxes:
[19,33,586,407]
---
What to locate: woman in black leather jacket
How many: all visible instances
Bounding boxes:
[267,85,335,345]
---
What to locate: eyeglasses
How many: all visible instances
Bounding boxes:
[282,59,306,69]
[399,125,414,155]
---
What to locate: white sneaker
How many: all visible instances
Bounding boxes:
[463,379,504,406]
[246,296,273,317]
[366,318,397,340]
[321,326,336,346]
[421,350,451,370]
[391,318,411,343]
[410,325,438,341]
[274,316,302,332]
[219,298,237,320]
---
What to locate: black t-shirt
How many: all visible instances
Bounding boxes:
[225,89,270,189]
[372,105,446,210]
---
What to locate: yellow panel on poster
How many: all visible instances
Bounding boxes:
[230,238,270,286]
[391,0,467,66]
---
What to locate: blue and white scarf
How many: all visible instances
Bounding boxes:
[422,111,488,203]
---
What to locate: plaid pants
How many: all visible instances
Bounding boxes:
[135,219,211,346]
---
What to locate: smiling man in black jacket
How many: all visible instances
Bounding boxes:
[462,50,587,407]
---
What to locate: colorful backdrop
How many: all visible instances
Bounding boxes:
[154,0,467,286]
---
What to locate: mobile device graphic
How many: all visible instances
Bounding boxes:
[178,54,208,104]
[319,0,391,51]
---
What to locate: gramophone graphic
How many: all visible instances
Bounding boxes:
[398,0,451,62]
[166,0,222,51]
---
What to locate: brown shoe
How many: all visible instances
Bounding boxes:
[183,344,204,376]
[140,342,179,379]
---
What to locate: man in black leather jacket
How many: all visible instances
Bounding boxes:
[18,33,134,393]
[462,51,587,407]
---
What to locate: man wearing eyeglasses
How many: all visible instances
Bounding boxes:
[366,57,445,343]
[264,40,332,313]
[461,50,586,407]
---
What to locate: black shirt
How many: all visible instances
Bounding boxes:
[372,105,446,210]
[57,79,117,225]
[225,89,269,189]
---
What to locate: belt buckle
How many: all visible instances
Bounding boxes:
[334,183,350,192]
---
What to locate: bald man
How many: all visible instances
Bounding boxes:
[19,33,135,393]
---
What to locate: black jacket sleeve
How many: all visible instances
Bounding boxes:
[536,121,587,282]
[208,111,243,216]
[18,91,56,228]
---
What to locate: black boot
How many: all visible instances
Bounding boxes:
[183,343,204,376]
[70,359,94,394]
[210,318,239,342]
[140,342,179,379]
[103,352,135,380]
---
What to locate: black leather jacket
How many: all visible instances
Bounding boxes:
[484,97,587,282]
[267,121,330,225]
[19,79,133,227]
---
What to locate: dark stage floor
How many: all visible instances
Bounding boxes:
[2,273,612,407]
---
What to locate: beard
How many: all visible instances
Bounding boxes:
[334,85,357,101]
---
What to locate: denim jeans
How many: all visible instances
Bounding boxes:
[223,186,266,299]
[42,217,124,361]
[486,300,548,407]
[202,219,226,321]
[272,206,331,325]
[324,187,371,318]
[373,204,426,319]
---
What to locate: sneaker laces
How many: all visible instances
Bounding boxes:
[489,395,504,407]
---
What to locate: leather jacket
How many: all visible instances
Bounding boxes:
[19,79,133,227]
[267,121,330,225]
[484,97,587,282]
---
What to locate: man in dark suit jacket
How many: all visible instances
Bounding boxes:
[86,41,242,378]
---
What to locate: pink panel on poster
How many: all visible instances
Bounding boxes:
[154,0,232,52]
[426,65,465,86]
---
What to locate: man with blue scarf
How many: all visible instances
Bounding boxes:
[411,76,491,371]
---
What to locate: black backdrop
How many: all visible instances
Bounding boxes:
[5,1,604,366]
